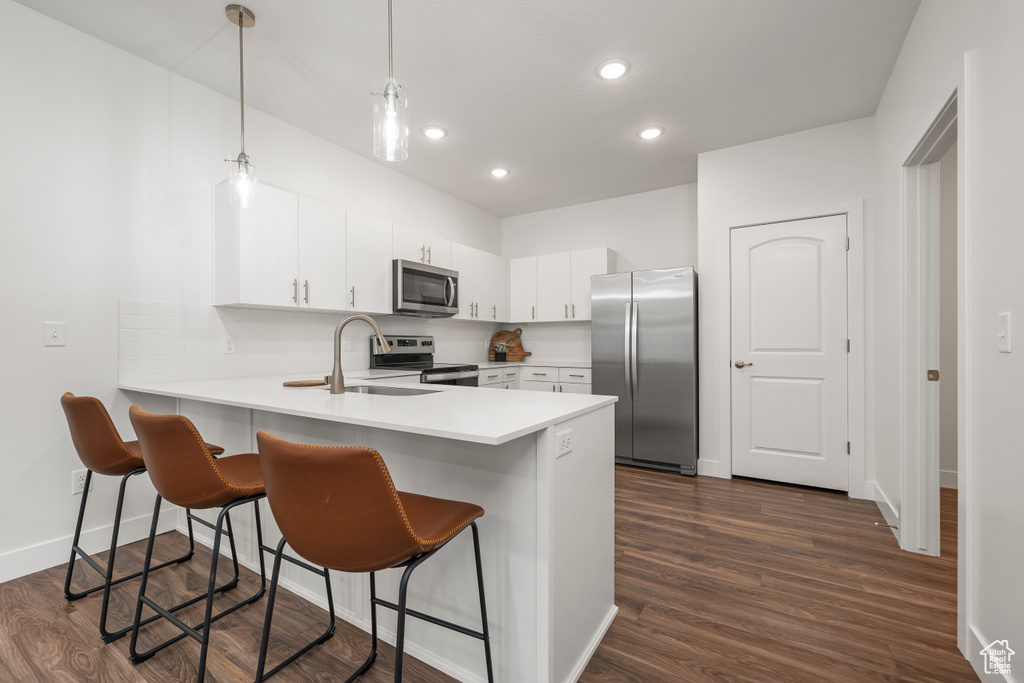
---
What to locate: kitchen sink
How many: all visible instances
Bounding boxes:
[324,385,440,396]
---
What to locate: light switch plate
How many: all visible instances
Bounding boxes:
[998,312,1011,353]
[44,322,66,347]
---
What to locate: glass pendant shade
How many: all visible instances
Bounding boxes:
[373,77,408,161]
[228,152,257,208]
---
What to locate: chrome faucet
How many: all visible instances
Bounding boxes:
[330,315,391,394]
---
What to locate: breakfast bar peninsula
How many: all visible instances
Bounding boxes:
[120,374,617,683]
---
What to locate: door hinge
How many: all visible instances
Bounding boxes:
[846,237,850,251]
[847,441,851,455]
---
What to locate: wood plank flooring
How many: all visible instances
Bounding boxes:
[0,468,976,682]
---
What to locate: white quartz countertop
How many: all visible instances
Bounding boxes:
[120,374,614,446]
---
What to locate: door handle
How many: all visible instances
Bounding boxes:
[427,246,431,264]
[624,302,632,400]
[532,305,535,320]
[492,304,496,320]
[292,279,298,303]
[420,244,425,263]
[631,303,639,398]
[572,303,576,319]
[350,286,355,308]
[565,303,569,319]
[303,280,309,304]
[444,277,456,307]
[735,360,753,368]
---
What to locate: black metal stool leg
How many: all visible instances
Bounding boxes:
[471,521,494,683]
[64,469,95,601]
[129,494,164,661]
[195,506,230,683]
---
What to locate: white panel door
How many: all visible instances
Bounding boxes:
[238,184,299,307]
[346,210,392,314]
[450,242,475,319]
[297,197,347,311]
[476,250,506,322]
[730,215,848,490]
[510,257,538,322]
[537,252,571,321]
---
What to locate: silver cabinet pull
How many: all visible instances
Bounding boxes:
[292,279,298,303]
[532,305,535,320]
[569,374,584,378]
[420,244,425,262]
[572,303,576,318]
[551,384,555,392]
[303,280,310,304]
[559,385,563,392]
[565,303,569,319]
[487,374,499,379]
[734,360,753,368]
[533,372,547,376]
[427,246,431,264]
[492,304,496,320]
[350,286,356,308]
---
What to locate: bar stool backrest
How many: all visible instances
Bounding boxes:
[129,405,239,509]
[61,392,143,475]
[256,430,423,573]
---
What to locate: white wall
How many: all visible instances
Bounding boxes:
[938,144,957,487]
[695,118,875,481]
[873,0,1024,670]
[501,185,697,270]
[0,0,500,581]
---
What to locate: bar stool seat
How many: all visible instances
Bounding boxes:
[127,405,268,683]
[60,392,223,643]
[254,431,494,683]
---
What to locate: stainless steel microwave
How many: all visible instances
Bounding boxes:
[392,259,459,317]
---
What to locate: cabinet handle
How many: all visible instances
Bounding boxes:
[551,384,555,392]
[492,304,496,320]
[559,385,563,392]
[569,374,584,378]
[532,305,535,320]
[487,374,499,379]
[505,384,509,389]
[303,280,310,304]
[565,303,569,319]
[427,246,431,264]
[507,373,516,377]
[475,302,479,318]
[572,303,575,319]
[292,279,298,303]
[420,244,425,263]
[533,372,547,376]
[350,286,356,308]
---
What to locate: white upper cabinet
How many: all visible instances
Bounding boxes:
[510,248,614,322]
[346,210,393,315]
[509,257,538,323]
[297,196,347,311]
[215,182,300,309]
[393,224,451,269]
[450,242,475,319]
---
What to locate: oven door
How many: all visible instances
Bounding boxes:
[420,368,479,387]
[393,259,459,317]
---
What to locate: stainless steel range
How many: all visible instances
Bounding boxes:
[369,335,479,386]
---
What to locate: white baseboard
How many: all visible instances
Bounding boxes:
[941,468,959,489]
[966,623,1014,682]
[872,481,900,543]
[697,458,723,478]
[566,605,618,683]
[0,505,179,584]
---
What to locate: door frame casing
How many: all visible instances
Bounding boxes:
[715,200,867,499]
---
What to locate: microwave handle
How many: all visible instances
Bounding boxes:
[445,277,456,307]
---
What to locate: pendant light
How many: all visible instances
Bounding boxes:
[372,0,408,161]
[225,5,257,207]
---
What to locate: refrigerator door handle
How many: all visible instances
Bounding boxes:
[631,302,639,399]
[624,302,633,399]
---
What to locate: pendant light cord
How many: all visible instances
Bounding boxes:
[388,0,393,79]
[238,12,246,154]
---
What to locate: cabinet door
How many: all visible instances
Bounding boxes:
[570,248,611,321]
[298,197,347,311]
[558,383,592,395]
[522,381,557,392]
[238,184,299,307]
[393,224,451,269]
[509,257,538,322]
[346,210,393,314]
[537,252,571,321]
[450,243,475,319]
[474,250,505,322]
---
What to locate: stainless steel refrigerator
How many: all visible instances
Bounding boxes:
[591,267,698,475]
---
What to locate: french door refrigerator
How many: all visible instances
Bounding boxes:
[591,267,698,475]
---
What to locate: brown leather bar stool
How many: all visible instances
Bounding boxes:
[60,392,225,643]
[127,405,268,683]
[254,431,494,683]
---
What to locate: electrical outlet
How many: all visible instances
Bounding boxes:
[556,428,573,457]
[343,337,356,352]
[71,469,92,495]
[223,335,236,354]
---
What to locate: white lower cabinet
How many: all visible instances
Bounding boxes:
[519,366,591,394]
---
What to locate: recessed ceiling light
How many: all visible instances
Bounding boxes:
[490,168,509,178]
[597,59,630,80]
[422,126,447,139]
[638,127,664,140]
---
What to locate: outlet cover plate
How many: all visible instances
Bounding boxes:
[556,428,573,457]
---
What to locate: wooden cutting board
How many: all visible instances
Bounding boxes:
[489,328,532,362]
[283,379,327,387]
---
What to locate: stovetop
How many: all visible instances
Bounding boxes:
[369,335,477,374]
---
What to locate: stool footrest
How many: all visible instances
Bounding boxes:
[373,597,487,641]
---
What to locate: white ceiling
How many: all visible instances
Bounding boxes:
[15,0,920,217]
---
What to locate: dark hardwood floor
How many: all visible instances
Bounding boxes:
[0,468,976,682]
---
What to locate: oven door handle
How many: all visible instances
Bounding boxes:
[422,370,479,383]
